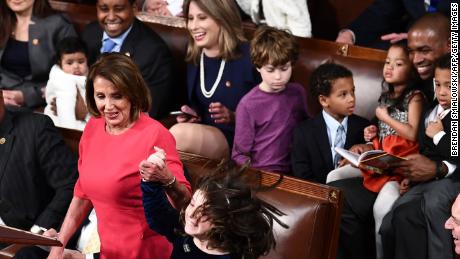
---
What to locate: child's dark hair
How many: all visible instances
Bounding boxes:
[309,62,353,98]
[250,25,299,68]
[436,53,451,70]
[380,41,419,111]
[185,162,288,259]
[56,37,88,66]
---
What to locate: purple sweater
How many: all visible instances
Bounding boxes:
[232,83,308,173]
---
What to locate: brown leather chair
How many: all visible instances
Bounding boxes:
[181,151,343,259]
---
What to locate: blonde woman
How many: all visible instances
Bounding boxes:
[171,0,260,159]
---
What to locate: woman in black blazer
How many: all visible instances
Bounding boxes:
[0,0,76,109]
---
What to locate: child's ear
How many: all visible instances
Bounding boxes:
[319,95,329,108]
[256,67,261,73]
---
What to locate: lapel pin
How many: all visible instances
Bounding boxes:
[0,137,5,144]
[225,81,231,87]
[32,39,39,45]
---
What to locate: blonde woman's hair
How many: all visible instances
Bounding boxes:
[183,0,246,64]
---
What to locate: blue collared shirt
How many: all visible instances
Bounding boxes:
[100,25,133,53]
[322,110,348,165]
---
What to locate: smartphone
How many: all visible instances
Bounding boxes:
[170,110,198,118]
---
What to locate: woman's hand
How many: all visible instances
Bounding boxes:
[44,229,79,258]
[176,105,200,123]
[364,125,378,142]
[209,102,234,124]
[145,0,172,16]
[375,105,389,121]
[43,228,58,238]
[47,246,65,259]
[425,119,444,138]
[139,147,175,184]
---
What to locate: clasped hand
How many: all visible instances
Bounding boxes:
[139,147,174,184]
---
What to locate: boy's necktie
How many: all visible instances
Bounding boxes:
[334,125,346,168]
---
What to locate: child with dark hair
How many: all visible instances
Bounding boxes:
[326,42,425,259]
[422,53,457,166]
[291,62,369,183]
[142,153,287,259]
[44,36,88,131]
[232,26,308,174]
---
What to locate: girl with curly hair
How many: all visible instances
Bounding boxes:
[142,157,287,258]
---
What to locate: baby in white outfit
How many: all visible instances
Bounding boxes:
[44,37,89,131]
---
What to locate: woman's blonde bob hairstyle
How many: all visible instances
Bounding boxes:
[183,0,246,64]
[85,53,151,123]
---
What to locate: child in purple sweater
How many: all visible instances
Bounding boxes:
[232,26,308,173]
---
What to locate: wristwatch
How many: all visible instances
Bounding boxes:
[435,161,448,180]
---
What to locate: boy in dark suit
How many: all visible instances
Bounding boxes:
[291,63,369,183]
[421,53,456,165]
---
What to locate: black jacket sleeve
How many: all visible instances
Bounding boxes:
[141,181,181,243]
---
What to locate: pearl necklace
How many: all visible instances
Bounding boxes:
[200,51,226,98]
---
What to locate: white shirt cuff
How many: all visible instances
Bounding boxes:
[444,161,457,177]
[85,254,94,259]
[433,131,446,145]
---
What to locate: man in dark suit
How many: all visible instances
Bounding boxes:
[379,53,456,259]
[335,0,450,49]
[330,13,452,259]
[0,90,77,239]
[291,62,369,183]
[82,0,174,119]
